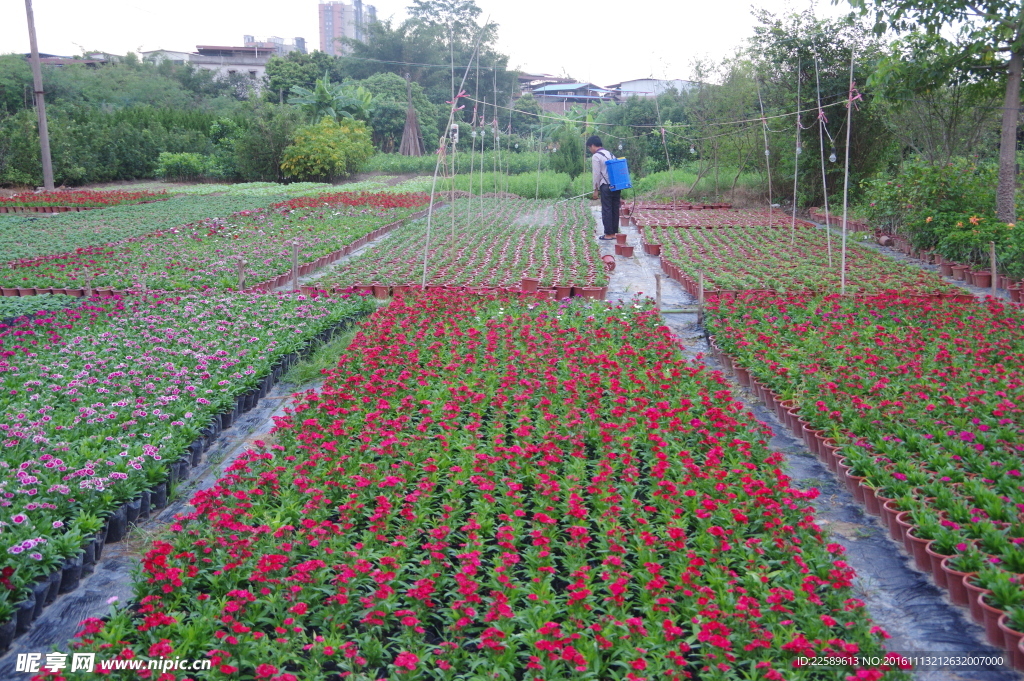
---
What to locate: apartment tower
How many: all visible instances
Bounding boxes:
[319,0,377,56]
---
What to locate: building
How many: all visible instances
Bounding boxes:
[319,0,377,56]
[610,78,698,99]
[517,72,574,95]
[242,36,307,56]
[529,82,616,113]
[140,50,192,66]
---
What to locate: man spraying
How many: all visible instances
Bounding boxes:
[587,135,620,240]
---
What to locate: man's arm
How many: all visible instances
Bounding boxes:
[592,152,603,199]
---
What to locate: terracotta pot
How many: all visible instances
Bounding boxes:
[964,573,992,625]
[893,511,914,548]
[647,243,661,256]
[941,557,972,606]
[17,288,34,296]
[65,289,84,298]
[372,284,390,300]
[615,233,627,245]
[951,264,968,281]
[905,528,932,573]
[924,542,951,589]
[846,472,867,504]
[882,500,903,541]
[620,245,634,257]
[555,285,572,299]
[601,255,616,272]
[939,262,954,277]
[1000,615,1024,670]
[973,270,993,289]
[980,595,1007,647]
[520,277,540,293]
[1011,286,1022,303]
[734,364,751,387]
[619,216,630,227]
[614,244,624,255]
[862,484,881,517]
[580,286,604,300]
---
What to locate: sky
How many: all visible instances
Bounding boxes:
[3,0,854,85]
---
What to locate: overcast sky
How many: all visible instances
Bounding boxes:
[3,0,853,85]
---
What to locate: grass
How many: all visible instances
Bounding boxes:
[280,325,362,385]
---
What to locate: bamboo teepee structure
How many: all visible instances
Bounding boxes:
[398,74,424,157]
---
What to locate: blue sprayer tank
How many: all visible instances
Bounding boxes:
[606,157,632,191]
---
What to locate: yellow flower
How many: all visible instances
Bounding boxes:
[956,222,964,228]
[969,215,981,225]
[925,216,933,223]
[1008,223,1015,229]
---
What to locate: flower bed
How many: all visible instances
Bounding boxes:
[62,292,902,679]
[650,226,954,294]
[0,294,81,325]
[0,190,169,211]
[0,193,431,293]
[0,291,374,635]
[316,199,609,294]
[706,292,1024,663]
[0,194,303,265]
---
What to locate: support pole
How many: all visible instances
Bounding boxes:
[24,0,54,190]
[990,241,998,296]
[840,50,856,296]
[697,270,705,326]
[814,57,833,268]
[237,258,246,292]
[790,58,801,245]
[655,272,662,311]
[291,242,299,292]
[756,83,773,228]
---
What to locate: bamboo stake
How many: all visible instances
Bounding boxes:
[991,241,998,296]
[814,57,833,268]
[237,258,246,292]
[790,58,801,245]
[840,49,856,296]
[655,272,662,310]
[756,82,773,228]
[291,242,299,292]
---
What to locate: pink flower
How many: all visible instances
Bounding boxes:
[394,651,419,671]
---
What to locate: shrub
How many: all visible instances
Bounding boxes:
[155,152,218,181]
[280,117,374,182]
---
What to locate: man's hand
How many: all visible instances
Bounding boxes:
[592,191,598,201]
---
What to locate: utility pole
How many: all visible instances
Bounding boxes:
[25,0,54,190]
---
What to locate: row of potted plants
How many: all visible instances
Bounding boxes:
[705,291,1024,668]
[0,190,170,211]
[58,291,902,679]
[886,235,1023,302]
[315,199,609,293]
[628,209,811,229]
[644,225,955,295]
[0,291,376,643]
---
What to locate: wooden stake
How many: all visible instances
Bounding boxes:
[24,0,53,190]
[840,49,856,296]
[237,258,246,292]
[291,242,299,292]
[991,241,998,296]
[697,270,704,326]
[655,272,662,310]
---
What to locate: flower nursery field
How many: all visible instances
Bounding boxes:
[0,193,429,293]
[63,291,903,680]
[316,199,607,292]
[650,225,956,294]
[706,291,1024,665]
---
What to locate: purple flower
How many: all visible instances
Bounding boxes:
[11,513,26,524]
[959,431,975,442]
[29,552,42,560]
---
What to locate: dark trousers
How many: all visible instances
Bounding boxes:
[600,184,621,235]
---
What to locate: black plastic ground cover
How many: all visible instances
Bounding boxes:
[0,311,366,672]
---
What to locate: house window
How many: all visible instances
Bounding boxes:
[228,70,237,75]
[249,70,257,78]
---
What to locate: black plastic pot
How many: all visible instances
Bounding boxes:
[189,439,203,467]
[220,409,233,430]
[151,483,168,510]
[127,495,142,524]
[44,568,62,606]
[30,577,49,619]
[0,616,15,655]
[139,489,151,520]
[15,593,36,635]
[59,553,83,594]
[94,523,107,559]
[81,535,97,576]
[176,458,190,482]
[105,503,128,544]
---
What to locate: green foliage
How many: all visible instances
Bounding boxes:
[510,94,542,135]
[288,71,374,122]
[280,117,374,181]
[0,54,31,114]
[155,152,221,181]
[451,170,571,198]
[357,72,440,151]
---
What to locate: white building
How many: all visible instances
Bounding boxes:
[612,78,698,99]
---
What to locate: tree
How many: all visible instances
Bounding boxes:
[357,71,440,150]
[407,0,497,46]
[850,0,1024,221]
[288,71,373,122]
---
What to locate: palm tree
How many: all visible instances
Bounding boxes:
[288,71,374,122]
